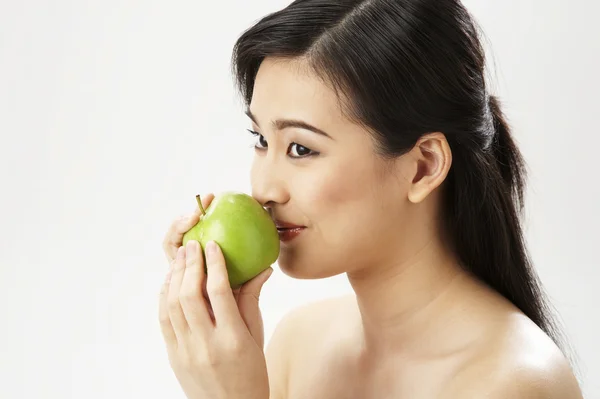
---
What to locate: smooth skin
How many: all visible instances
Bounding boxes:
[160,58,583,398]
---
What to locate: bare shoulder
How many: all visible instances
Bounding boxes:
[268,294,352,349]
[445,313,583,399]
[264,294,353,399]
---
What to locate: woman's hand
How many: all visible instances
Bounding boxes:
[159,194,274,399]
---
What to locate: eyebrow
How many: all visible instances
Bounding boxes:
[245,109,333,139]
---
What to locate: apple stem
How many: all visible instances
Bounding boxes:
[196,194,205,216]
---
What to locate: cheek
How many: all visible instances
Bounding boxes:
[292,158,406,273]
[301,159,387,250]
[300,159,369,220]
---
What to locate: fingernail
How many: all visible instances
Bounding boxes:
[186,240,196,255]
[206,241,217,257]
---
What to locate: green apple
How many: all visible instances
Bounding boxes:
[182,191,280,288]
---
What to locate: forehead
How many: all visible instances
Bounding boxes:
[250,57,346,125]
[250,57,397,175]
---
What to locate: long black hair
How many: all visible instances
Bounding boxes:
[231,0,570,358]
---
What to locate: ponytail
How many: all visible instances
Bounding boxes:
[488,95,526,209]
[444,95,565,353]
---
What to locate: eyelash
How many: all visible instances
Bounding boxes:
[246,129,318,159]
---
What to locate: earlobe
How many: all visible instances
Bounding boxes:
[407,133,452,204]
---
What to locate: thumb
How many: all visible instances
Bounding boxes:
[240,267,273,301]
[237,267,273,346]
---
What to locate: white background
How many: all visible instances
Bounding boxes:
[1,0,598,398]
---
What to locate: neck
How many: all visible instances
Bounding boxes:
[346,232,467,357]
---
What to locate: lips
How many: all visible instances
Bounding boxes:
[275,220,304,229]
[274,220,305,242]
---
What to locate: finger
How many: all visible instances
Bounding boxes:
[163,214,200,263]
[158,261,177,346]
[237,267,273,345]
[238,267,273,304]
[197,192,215,212]
[202,275,216,322]
[233,287,242,303]
[204,241,244,330]
[180,240,213,332]
[167,246,189,337]
[162,193,215,263]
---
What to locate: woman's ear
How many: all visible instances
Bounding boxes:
[406,132,452,204]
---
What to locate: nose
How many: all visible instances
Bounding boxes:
[251,156,289,210]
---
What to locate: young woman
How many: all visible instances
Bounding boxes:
[159,1,583,397]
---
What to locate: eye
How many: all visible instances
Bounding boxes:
[247,129,268,149]
[246,129,317,158]
[289,143,315,158]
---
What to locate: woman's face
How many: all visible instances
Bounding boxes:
[248,57,416,279]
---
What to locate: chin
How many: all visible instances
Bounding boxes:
[276,251,345,280]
